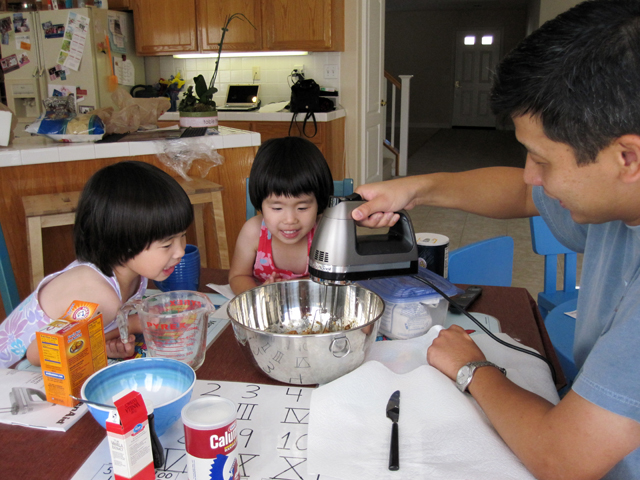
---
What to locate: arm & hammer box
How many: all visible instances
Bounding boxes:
[35,300,107,407]
[106,391,155,480]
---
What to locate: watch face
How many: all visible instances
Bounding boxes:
[457,365,470,384]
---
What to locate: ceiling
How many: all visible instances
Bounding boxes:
[387,0,530,11]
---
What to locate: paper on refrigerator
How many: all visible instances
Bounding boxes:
[0,368,87,432]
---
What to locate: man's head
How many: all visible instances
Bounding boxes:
[491,0,640,165]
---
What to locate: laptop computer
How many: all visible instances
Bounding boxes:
[217,84,261,111]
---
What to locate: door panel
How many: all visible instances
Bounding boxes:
[361,0,385,184]
[452,30,500,128]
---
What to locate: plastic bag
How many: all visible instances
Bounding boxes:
[26,96,105,142]
[105,87,170,134]
[157,137,224,181]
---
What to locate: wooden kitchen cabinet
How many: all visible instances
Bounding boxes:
[131,0,198,55]
[198,0,263,51]
[108,0,132,10]
[220,118,345,181]
[132,0,343,55]
[263,0,343,51]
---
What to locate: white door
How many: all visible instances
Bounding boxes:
[360,0,385,184]
[452,30,501,127]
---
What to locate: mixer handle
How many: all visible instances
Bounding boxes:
[329,192,362,208]
[115,299,142,344]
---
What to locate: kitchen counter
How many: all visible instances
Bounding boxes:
[0,126,261,168]
[158,105,345,123]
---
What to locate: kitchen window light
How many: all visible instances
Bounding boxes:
[174,51,309,59]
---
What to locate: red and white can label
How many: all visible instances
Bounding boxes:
[184,421,238,459]
[182,397,239,480]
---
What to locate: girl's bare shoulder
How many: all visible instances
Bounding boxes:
[39,265,121,320]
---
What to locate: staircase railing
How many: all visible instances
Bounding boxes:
[384,71,413,177]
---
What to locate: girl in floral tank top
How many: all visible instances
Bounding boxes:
[229,137,334,295]
[0,162,194,368]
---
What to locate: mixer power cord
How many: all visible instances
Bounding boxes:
[411,275,558,385]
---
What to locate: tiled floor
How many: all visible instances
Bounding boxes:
[403,127,582,299]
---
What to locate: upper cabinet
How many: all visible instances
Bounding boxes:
[132,0,344,56]
[263,0,343,51]
[108,0,132,10]
[198,0,263,52]
[131,0,199,55]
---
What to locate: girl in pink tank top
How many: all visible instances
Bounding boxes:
[229,137,334,295]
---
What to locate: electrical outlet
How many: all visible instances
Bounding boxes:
[324,64,338,79]
[252,66,260,81]
[293,64,304,76]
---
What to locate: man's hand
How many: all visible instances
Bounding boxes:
[352,177,421,228]
[427,325,487,379]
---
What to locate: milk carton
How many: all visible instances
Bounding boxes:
[36,301,107,407]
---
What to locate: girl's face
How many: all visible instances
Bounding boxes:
[261,193,319,244]
[124,231,187,281]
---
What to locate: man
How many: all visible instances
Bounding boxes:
[352,1,640,478]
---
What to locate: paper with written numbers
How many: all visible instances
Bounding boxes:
[72,379,338,480]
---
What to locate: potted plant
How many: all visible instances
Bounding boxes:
[178,13,255,129]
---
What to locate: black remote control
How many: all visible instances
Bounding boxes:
[449,285,483,312]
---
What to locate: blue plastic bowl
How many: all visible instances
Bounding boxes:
[81,357,196,436]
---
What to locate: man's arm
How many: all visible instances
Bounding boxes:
[428,326,640,480]
[352,167,538,228]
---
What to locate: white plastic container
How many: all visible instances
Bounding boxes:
[359,268,463,340]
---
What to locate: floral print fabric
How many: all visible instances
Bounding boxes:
[0,260,146,369]
[253,221,316,283]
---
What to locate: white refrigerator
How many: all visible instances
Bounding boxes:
[1,7,145,122]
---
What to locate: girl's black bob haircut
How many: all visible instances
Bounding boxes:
[74,161,194,276]
[248,136,334,214]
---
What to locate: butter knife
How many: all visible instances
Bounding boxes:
[386,390,400,470]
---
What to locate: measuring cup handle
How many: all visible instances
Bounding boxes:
[115,299,141,344]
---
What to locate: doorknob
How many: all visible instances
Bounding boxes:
[380,100,387,106]
[455,81,460,88]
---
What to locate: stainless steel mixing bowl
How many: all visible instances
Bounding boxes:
[227,280,384,385]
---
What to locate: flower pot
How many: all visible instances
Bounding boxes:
[179,110,218,130]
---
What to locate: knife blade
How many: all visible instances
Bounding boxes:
[386,390,400,470]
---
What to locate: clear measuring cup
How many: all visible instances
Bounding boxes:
[116,291,213,371]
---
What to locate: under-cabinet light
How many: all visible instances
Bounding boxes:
[173,51,309,59]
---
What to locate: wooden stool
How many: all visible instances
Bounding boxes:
[22,178,229,290]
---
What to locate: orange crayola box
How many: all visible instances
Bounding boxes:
[36,300,108,407]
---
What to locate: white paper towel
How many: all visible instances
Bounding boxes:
[307,326,559,479]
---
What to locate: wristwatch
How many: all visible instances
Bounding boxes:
[456,361,507,393]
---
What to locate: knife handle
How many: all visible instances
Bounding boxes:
[389,422,399,470]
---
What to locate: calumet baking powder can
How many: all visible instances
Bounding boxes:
[181,397,239,480]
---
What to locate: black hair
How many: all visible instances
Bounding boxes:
[74,161,194,276]
[248,136,334,214]
[491,0,640,164]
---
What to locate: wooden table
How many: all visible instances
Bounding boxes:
[1,270,564,478]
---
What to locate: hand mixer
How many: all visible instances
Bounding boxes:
[309,193,419,285]
[307,193,419,332]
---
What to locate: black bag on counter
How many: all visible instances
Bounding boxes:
[289,78,324,138]
[290,78,321,113]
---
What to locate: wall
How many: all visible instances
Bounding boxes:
[384,6,527,128]
[539,0,581,25]
[144,53,341,109]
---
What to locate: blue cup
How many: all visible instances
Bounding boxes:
[156,244,200,292]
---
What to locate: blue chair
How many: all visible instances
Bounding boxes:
[0,223,20,316]
[245,178,354,219]
[545,297,579,393]
[448,236,514,287]
[529,216,579,318]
